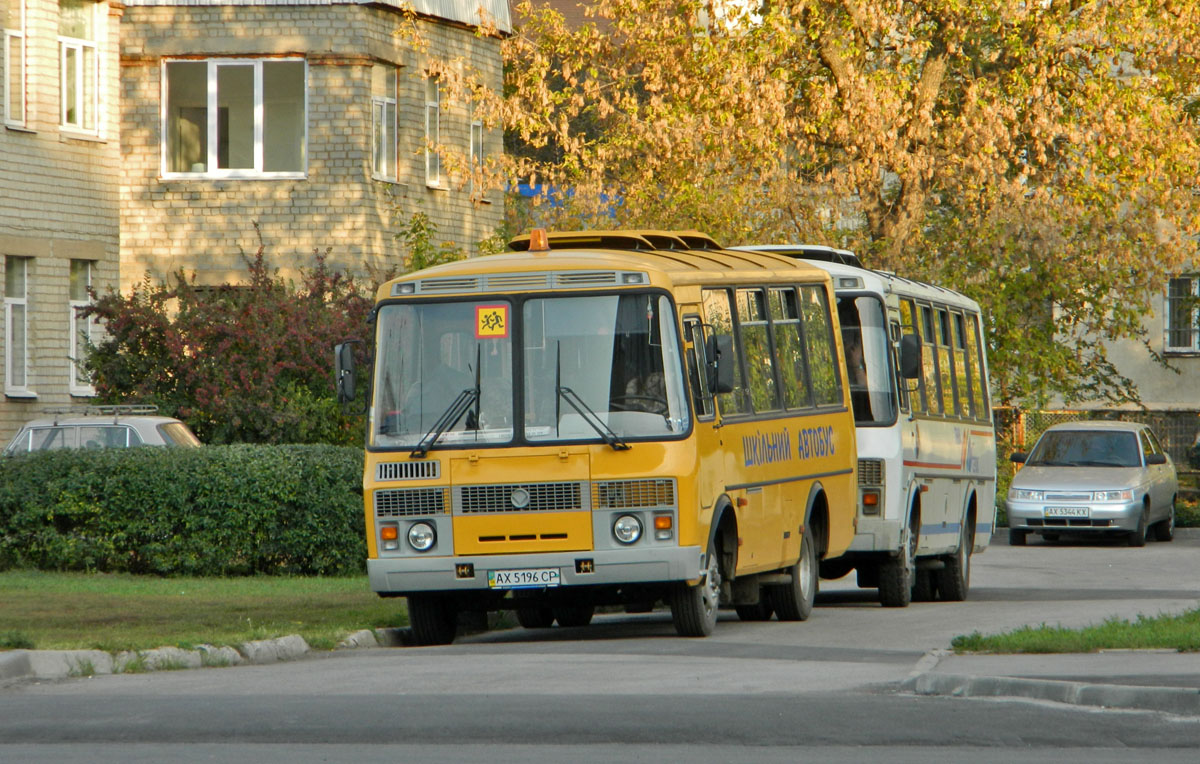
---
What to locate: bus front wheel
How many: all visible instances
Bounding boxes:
[407,595,458,646]
[671,542,721,637]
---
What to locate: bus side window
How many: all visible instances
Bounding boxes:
[936,308,958,416]
[702,288,751,415]
[951,311,971,419]
[736,288,780,412]
[799,284,843,407]
[899,298,924,413]
[683,316,714,418]
[770,287,812,410]
[890,317,910,414]
[919,304,942,415]
[965,313,990,419]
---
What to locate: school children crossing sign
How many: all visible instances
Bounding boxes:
[476,304,508,338]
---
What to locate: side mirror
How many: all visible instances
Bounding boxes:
[1145,453,1167,465]
[1010,452,1027,464]
[334,340,360,403]
[705,334,736,394]
[899,334,922,380]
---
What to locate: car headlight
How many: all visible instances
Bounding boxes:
[613,514,643,545]
[1093,489,1133,502]
[1008,488,1044,501]
[407,522,436,552]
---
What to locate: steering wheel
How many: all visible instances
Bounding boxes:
[609,394,669,413]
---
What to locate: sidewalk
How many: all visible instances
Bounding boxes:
[903,649,1200,715]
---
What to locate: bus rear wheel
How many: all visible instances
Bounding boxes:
[937,522,972,602]
[407,595,458,646]
[769,525,817,621]
[878,524,915,608]
[516,606,555,629]
[671,542,721,637]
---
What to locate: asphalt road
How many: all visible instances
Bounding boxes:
[3,533,1199,763]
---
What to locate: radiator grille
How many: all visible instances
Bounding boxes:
[858,458,884,486]
[376,461,440,482]
[374,488,448,518]
[594,479,676,509]
[456,482,585,514]
[1045,492,1091,502]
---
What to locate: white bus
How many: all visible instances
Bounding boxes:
[735,246,996,606]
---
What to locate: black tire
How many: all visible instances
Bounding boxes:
[937,521,972,602]
[1128,509,1148,547]
[735,600,774,621]
[516,606,555,629]
[911,569,937,602]
[554,605,595,628]
[1008,528,1027,546]
[878,523,916,608]
[1153,500,1176,542]
[671,541,721,637]
[769,525,818,621]
[407,595,458,646]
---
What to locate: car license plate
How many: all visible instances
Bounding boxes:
[487,568,561,589]
[1045,506,1089,518]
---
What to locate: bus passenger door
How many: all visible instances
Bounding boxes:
[682,313,726,545]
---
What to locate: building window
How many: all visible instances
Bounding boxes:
[164,58,307,177]
[425,76,442,188]
[59,0,100,134]
[69,259,94,395]
[371,65,397,182]
[3,0,24,126]
[470,116,484,198]
[4,256,31,394]
[1166,276,1199,353]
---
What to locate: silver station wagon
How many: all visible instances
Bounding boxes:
[3,405,201,455]
[1007,421,1177,547]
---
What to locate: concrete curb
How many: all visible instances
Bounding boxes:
[902,671,1200,716]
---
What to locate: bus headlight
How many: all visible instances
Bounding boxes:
[613,514,642,545]
[407,522,436,552]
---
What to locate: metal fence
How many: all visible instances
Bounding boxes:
[994,408,1200,468]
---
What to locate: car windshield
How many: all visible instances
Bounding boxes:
[1026,430,1142,468]
[837,295,896,425]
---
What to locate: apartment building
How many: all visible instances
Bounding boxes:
[119,0,509,288]
[2,0,121,440]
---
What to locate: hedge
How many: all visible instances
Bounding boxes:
[0,445,366,576]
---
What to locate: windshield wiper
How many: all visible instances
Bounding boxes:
[554,341,630,451]
[411,346,482,458]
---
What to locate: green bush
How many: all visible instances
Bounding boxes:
[0,445,366,576]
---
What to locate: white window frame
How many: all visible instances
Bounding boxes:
[58,0,101,135]
[425,76,442,188]
[470,116,484,199]
[161,57,308,179]
[69,259,95,396]
[1165,275,1200,354]
[372,69,397,182]
[3,0,25,127]
[4,256,33,396]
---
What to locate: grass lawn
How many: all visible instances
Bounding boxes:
[0,570,408,653]
[953,608,1200,653]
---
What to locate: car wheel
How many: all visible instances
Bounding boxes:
[769,525,818,621]
[554,605,595,628]
[516,606,555,629]
[1127,509,1148,548]
[671,540,721,637]
[878,522,915,608]
[1008,528,1027,546]
[407,595,458,646]
[1152,499,1176,542]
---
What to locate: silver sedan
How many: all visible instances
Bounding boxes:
[1006,421,1177,547]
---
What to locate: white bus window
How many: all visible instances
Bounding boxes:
[837,295,897,425]
[936,308,957,416]
[951,312,971,419]
[919,305,942,415]
[966,314,989,419]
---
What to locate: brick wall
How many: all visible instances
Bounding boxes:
[0,0,122,443]
[119,4,505,289]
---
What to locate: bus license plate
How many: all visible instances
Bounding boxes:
[488,568,561,589]
[1045,506,1089,518]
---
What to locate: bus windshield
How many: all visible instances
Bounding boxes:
[370,292,689,450]
[838,295,897,425]
[523,293,689,443]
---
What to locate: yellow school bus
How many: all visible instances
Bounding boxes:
[336,230,858,644]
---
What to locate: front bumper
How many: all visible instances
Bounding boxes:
[369,545,704,595]
[1007,500,1143,533]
